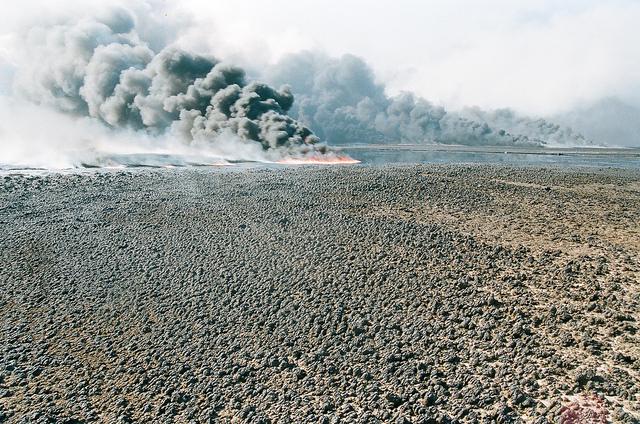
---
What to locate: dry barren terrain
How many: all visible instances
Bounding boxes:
[1,165,638,423]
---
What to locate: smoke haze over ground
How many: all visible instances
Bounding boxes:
[555,98,640,147]
[0,3,324,168]
[266,52,592,147]
[0,1,638,169]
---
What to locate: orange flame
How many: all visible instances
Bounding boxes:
[209,161,234,167]
[278,154,361,165]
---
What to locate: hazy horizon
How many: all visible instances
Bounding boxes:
[3,1,639,112]
[0,0,638,170]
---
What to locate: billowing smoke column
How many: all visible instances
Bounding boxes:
[266,52,593,147]
[13,8,323,157]
[3,5,596,170]
[459,107,589,146]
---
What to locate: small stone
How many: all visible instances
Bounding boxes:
[386,392,405,407]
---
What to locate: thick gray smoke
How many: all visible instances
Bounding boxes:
[459,107,589,147]
[10,7,323,160]
[555,97,640,147]
[2,5,608,171]
[266,52,593,147]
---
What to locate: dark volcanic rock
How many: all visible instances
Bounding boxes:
[0,164,639,422]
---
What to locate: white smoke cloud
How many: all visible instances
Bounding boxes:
[0,96,274,169]
[402,1,640,116]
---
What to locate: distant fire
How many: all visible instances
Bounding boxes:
[278,154,361,165]
[208,161,233,167]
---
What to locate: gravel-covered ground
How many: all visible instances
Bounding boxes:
[1,165,639,423]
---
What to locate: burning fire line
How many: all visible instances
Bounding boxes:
[277,155,361,165]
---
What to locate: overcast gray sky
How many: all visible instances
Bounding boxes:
[1,0,639,115]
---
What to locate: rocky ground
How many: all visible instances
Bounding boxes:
[0,165,639,423]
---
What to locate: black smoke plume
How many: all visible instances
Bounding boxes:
[266,52,592,147]
[3,5,598,170]
[12,7,323,156]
